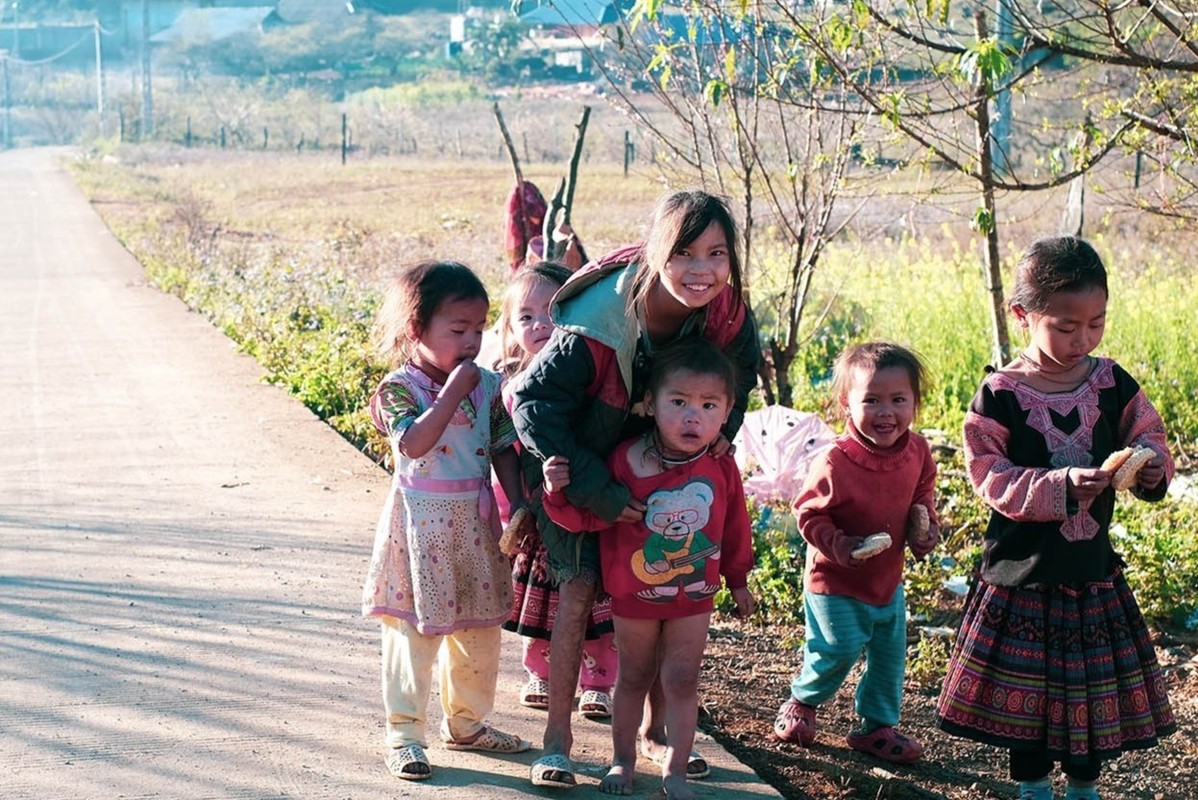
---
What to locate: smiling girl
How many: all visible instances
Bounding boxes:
[511,190,760,789]
[773,341,939,766]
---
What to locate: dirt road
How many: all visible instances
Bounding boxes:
[0,148,780,800]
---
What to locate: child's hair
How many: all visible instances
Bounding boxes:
[494,261,571,377]
[630,190,744,314]
[829,341,928,420]
[1009,235,1108,314]
[373,260,489,367]
[645,336,737,403]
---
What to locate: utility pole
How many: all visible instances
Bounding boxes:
[139,0,152,138]
[2,53,10,149]
[94,20,105,136]
[991,0,1013,176]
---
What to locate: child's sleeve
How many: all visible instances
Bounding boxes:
[907,437,940,558]
[964,397,1069,522]
[511,332,631,522]
[369,379,419,439]
[722,309,761,442]
[718,459,755,590]
[488,376,519,454]
[542,489,611,533]
[1114,366,1175,501]
[542,446,629,533]
[793,454,858,567]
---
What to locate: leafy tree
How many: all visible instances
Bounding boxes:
[591,0,868,406]
[773,1,1198,363]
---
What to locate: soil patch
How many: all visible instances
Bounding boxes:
[698,620,1198,800]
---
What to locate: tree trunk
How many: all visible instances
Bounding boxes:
[974,11,1012,368]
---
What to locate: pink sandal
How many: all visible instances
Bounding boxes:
[846,725,923,764]
[773,698,817,746]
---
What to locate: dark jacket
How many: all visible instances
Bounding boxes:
[511,247,760,580]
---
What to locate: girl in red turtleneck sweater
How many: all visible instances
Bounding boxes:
[773,341,940,765]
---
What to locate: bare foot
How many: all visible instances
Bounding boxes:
[599,764,635,795]
[663,774,698,800]
[638,732,668,765]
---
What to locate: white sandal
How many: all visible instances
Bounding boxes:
[519,677,550,709]
[530,752,576,788]
[444,724,531,753]
[577,689,612,719]
[385,743,431,781]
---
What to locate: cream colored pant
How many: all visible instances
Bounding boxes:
[380,615,502,748]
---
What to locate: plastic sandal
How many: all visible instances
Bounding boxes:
[520,677,550,709]
[530,752,576,788]
[773,698,817,746]
[385,743,431,781]
[577,689,612,719]
[444,724,532,753]
[845,725,923,764]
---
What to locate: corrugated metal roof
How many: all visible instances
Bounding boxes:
[518,0,626,27]
[149,7,273,43]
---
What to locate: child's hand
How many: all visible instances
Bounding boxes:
[1066,467,1110,501]
[616,498,647,524]
[731,586,756,618]
[834,536,865,567]
[1136,456,1166,490]
[542,455,571,493]
[709,433,735,458]
[442,360,481,402]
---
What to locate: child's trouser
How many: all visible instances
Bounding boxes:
[789,587,906,729]
[523,631,617,691]
[380,615,502,748]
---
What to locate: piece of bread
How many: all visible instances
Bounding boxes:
[1100,447,1136,473]
[499,506,530,557]
[907,504,930,542]
[1110,446,1155,491]
[851,532,893,560]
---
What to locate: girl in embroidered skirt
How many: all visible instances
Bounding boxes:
[511,190,760,789]
[362,261,531,782]
[936,236,1176,800]
[488,262,618,719]
[542,337,756,800]
[772,341,940,765]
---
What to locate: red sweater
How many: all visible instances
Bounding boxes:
[795,422,939,606]
[545,439,754,619]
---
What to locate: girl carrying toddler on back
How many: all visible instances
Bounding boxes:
[489,262,618,719]
[773,341,939,765]
[361,260,531,782]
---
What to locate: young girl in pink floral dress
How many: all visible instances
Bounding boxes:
[362,260,531,782]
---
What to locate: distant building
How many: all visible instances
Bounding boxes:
[516,0,633,78]
[149,7,273,45]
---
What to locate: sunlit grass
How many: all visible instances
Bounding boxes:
[71,146,1198,629]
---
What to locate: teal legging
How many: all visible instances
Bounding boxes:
[789,586,906,730]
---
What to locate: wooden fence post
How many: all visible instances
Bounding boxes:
[341,113,348,165]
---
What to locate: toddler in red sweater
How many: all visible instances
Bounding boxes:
[543,337,755,800]
[772,341,939,765]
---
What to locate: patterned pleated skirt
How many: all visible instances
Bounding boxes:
[502,534,614,641]
[936,570,1175,765]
